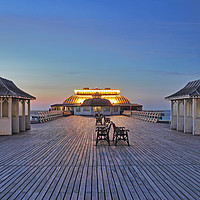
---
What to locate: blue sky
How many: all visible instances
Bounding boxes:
[1,0,200,109]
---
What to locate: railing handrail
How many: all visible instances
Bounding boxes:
[31,110,71,123]
[123,110,165,123]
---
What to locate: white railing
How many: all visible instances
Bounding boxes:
[31,110,71,123]
[123,110,165,123]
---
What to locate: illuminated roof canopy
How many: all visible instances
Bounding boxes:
[74,88,120,95]
[63,88,131,105]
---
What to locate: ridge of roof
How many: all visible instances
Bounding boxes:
[0,77,17,96]
[165,79,200,100]
[81,98,113,106]
[0,77,36,100]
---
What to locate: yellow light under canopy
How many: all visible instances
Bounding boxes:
[74,89,120,95]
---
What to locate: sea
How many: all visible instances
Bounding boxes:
[161,110,171,121]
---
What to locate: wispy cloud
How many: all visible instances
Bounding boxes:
[142,69,200,77]
[49,71,81,78]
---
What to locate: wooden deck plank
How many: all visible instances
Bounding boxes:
[97,165,105,200]
[119,165,140,200]
[64,166,79,200]
[115,165,134,200]
[0,115,199,200]
[154,165,195,199]
[78,164,88,200]
[142,165,180,199]
[21,166,51,199]
[49,166,70,200]
[102,165,112,200]
[0,166,31,199]
[110,165,126,200]
[125,166,147,200]
[106,165,119,200]
[5,166,38,200]
[91,165,98,200]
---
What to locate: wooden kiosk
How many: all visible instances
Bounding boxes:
[165,80,200,135]
[0,77,36,135]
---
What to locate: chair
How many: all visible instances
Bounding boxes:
[95,123,111,145]
[112,122,130,146]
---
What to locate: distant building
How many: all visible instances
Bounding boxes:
[51,88,142,116]
[0,77,36,135]
[165,80,200,135]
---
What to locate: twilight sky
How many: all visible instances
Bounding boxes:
[1,0,200,110]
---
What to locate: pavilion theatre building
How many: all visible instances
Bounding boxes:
[0,77,36,135]
[165,79,200,135]
[51,88,142,116]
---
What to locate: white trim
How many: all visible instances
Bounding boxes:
[166,95,200,101]
[0,95,35,100]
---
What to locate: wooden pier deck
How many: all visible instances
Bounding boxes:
[0,115,200,200]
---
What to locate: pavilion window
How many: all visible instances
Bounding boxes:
[93,107,101,112]
[2,98,9,117]
[114,107,118,112]
[58,107,62,111]
[76,107,80,112]
[103,107,110,112]
[65,107,69,111]
[83,107,90,111]
[196,100,200,117]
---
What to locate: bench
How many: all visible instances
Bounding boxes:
[96,117,102,125]
[112,122,130,146]
[104,117,111,125]
[95,123,111,145]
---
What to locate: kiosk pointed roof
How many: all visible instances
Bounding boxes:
[165,79,200,100]
[0,77,36,100]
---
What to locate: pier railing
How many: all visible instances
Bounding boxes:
[31,110,71,123]
[123,110,165,123]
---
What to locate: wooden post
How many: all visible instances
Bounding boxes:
[192,98,197,135]
[177,100,180,131]
[26,100,31,130]
[170,100,174,129]
[184,99,187,133]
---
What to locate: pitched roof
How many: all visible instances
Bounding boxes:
[165,79,200,100]
[81,98,113,106]
[0,77,36,100]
